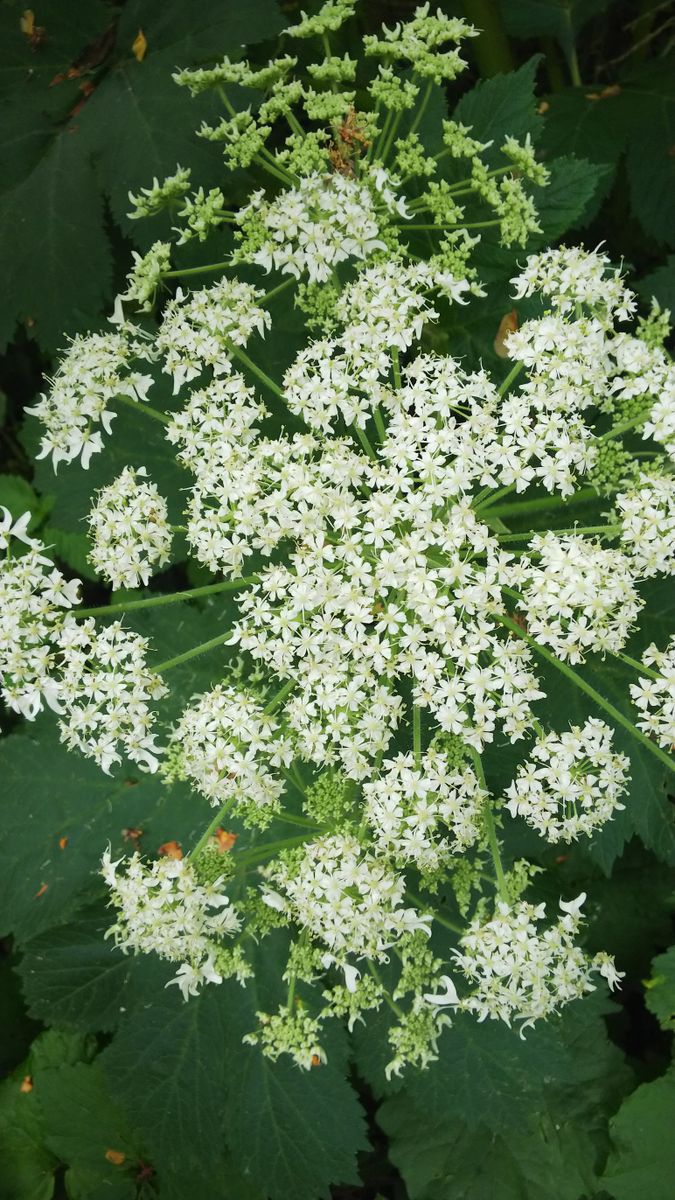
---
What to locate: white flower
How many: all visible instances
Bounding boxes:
[511,244,636,325]
[102,849,238,998]
[616,472,675,577]
[504,719,629,843]
[0,522,80,719]
[27,330,153,469]
[510,533,642,663]
[364,749,485,869]
[170,685,293,813]
[57,618,167,773]
[236,173,387,283]
[265,833,431,967]
[88,466,172,589]
[630,638,675,750]
[448,895,621,1028]
[156,278,270,392]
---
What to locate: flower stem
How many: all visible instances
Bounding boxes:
[497,524,621,542]
[466,747,509,903]
[155,630,232,673]
[497,361,523,397]
[352,424,378,460]
[367,960,404,1017]
[190,795,238,859]
[408,77,433,137]
[264,678,296,714]
[480,486,600,520]
[598,409,650,443]
[613,650,661,681]
[226,341,285,400]
[413,704,422,767]
[495,612,675,775]
[407,890,463,935]
[75,577,259,619]
[163,261,232,280]
[114,393,170,425]
[262,276,295,306]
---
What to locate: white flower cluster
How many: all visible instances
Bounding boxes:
[156,278,270,391]
[511,244,636,325]
[170,685,294,816]
[504,719,629,843]
[0,512,80,719]
[102,848,240,1000]
[616,473,675,577]
[363,750,485,869]
[87,466,172,589]
[56,618,167,774]
[28,331,153,469]
[510,533,643,663]
[630,639,675,750]
[235,173,390,282]
[426,894,623,1029]
[263,833,432,974]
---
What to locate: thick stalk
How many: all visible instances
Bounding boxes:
[114,393,170,425]
[163,260,232,280]
[155,630,232,673]
[495,613,675,775]
[467,747,509,902]
[497,525,621,543]
[226,341,285,400]
[190,795,238,858]
[75,577,259,619]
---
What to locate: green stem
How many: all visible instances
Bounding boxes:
[367,961,404,1017]
[613,650,661,681]
[497,524,621,543]
[407,890,463,935]
[236,834,310,868]
[379,107,404,164]
[114,393,170,425]
[190,795,238,858]
[391,347,402,391]
[480,486,600,520]
[155,630,232,673]
[495,613,675,775]
[226,341,285,400]
[262,277,295,305]
[374,406,387,442]
[75,577,259,619]
[408,77,433,137]
[498,361,524,397]
[598,410,650,443]
[413,704,422,768]
[466,748,509,903]
[352,424,377,460]
[399,220,501,231]
[163,260,232,280]
[264,678,295,714]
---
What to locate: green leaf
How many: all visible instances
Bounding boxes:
[0,129,112,353]
[38,1063,138,1200]
[645,947,675,1031]
[100,981,231,1173]
[601,1067,675,1200]
[499,0,611,59]
[454,57,544,165]
[624,59,675,248]
[379,1105,600,1200]
[0,1030,95,1200]
[18,906,148,1034]
[535,155,611,239]
[636,254,675,313]
[0,718,209,944]
[0,473,38,518]
[225,1041,367,1200]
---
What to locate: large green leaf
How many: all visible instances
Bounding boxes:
[645,946,675,1032]
[0,129,113,354]
[601,1067,675,1200]
[454,56,544,166]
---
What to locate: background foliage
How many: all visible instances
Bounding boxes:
[0,0,674,1197]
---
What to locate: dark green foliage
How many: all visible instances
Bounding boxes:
[1,3,675,1199]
